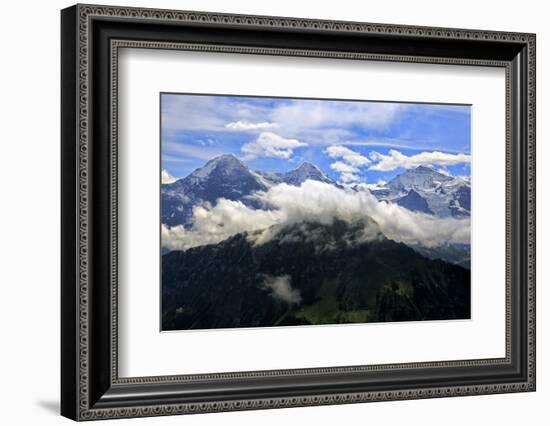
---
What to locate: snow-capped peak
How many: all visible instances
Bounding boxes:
[296,161,321,172]
[283,162,332,185]
[255,161,334,186]
[190,154,247,179]
[387,165,454,192]
[414,165,438,173]
[370,166,470,218]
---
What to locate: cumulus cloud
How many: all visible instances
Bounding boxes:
[161,169,177,184]
[162,94,272,133]
[161,198,279,251]
[330,161,359,174]
[162,94,408,145]
[325,145,370,183]
[225,121,278,131]
[241,132,307,160]
[339,173,360,183]
[161,181,470,252]
[263,275,302,304]
[329,162,360,183]
[355,180,387,191]
[271,101,404,136]
[325,145,371,167]
[369,149,471,171]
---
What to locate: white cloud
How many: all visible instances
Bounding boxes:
[162,94,272,133]
[339,172,361,183]
[369,149,471,171]
[344,139,464,153]
[225,121,278,131]
[263,275,302,304]
[163,142,226,161]
[329,162,360,182]
[330,161,359,174]
[161,198,280,251]
[162,181,470,252]
[325,145,371,167]
[162,95,225,132]
[355,180,387,191]
[241,132,307,160]
[162,95,407,146]
[271,101,404,137]
[161,169,177,184]
[436,167,452,176]
[325,145,370,182]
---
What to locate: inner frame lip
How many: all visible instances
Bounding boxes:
[108,37,512,386]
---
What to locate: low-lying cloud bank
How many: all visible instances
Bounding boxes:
[161,180,470,251]
[262,275,302,304]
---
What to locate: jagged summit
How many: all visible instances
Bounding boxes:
[162,154,267,226]
[161,156,336,227]
[255,161,333,186]
[388,165,453,191]
[282,161,332,185]
[296,161,321,172]
[187,155,331,185]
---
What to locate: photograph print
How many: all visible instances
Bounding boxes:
[160,93,471,331]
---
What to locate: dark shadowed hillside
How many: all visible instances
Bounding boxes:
[162,220,470,330]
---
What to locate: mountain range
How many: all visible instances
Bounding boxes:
[161,154,471,267]
[161,154,333,227]
[369,165,471,217]
[162,155,470,227]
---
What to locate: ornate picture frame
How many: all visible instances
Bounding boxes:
[61,4,536,421]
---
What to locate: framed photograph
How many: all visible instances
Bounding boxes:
[61,4,536,421]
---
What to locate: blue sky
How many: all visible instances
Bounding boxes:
[161,93,471,185]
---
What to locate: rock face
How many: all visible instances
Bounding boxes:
[396,189,434,215]
[162,220,471,330]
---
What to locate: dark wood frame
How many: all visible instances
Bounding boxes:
[61,4,536,421]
